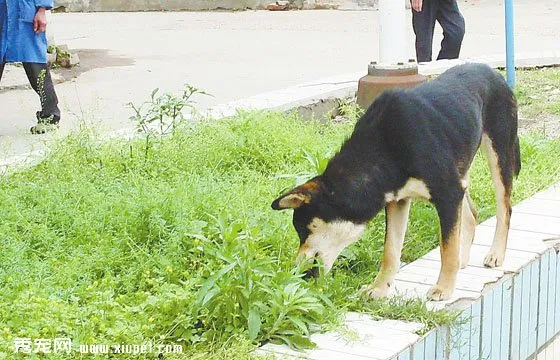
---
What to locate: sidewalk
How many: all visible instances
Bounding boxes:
[1,0,559,162]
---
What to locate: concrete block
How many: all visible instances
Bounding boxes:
[47,51,57,64]
[70,53,80,66]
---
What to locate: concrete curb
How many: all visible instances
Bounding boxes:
[2,51,559,172]
[204,50,560,121]
[205,71,362,120]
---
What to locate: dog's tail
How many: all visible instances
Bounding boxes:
[513,136,521,177]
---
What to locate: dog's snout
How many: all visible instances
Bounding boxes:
[302,258,319,279]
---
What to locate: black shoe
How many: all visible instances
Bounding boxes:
[30,112,60,135]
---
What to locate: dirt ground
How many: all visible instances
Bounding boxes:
[518,114,560,139]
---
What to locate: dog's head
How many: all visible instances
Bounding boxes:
[271,178,366,278]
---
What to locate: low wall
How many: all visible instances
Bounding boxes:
[54,0,276,12]
[52,0,384,12]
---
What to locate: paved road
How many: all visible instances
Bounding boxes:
[0,0,558,160]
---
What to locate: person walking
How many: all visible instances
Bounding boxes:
[411,0,465,63]
[0,0,61,134]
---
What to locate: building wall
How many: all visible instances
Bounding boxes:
[52,0,391,12]
[53,0,276,12]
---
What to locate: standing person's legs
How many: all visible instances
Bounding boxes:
[436,0,465,60]
[22,62,61,133]
[412,0,439,62]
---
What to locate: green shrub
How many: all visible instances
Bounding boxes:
[0,108,558,359]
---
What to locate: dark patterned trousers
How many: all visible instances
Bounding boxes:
[412,0,465,63]
[0,62,61,122]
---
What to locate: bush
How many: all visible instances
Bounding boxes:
[0,109,559,359]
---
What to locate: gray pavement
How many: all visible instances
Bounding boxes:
[0,0,559,160]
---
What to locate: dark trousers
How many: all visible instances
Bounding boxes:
[412,0,465,63]
[0,62,61,122]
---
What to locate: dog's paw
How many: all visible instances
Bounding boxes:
[483,251,504,268]
[426,284,453,301]
[361,284,389,299]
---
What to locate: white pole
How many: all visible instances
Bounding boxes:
[378,0,407,65]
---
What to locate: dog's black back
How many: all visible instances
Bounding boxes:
[324,63,520,223]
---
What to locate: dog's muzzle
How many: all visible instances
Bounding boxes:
[297,246,320,279]
[303,258,320,279]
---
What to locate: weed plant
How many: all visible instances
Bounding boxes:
[1,95,559,359]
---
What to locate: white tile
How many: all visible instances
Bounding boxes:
[514,197,560,218]
[344,312,375,323]
[534,182,560,201]
[396,268,497,293]
[374,319,425,334]
[469,244,537,271]
[390,279,481,308]
[401,258,504,278]
[343,313,424,333]
[422,244,537,273]
[344,322,420,347]
[473,226,552,254]
[480,212,560,235]
[259,316,424,360]
[309,331,406,358]
[260,343,380,360]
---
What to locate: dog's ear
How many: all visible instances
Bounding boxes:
[271,180,322,210]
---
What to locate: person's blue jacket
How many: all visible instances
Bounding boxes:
[0,0,53,63]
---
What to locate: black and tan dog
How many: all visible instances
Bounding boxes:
[272,63,520,301]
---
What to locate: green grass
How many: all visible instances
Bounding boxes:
[1,108,559,359]
[514,67,560,117]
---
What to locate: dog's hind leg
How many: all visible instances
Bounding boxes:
[480,86,520,267]
[363,199,411,299]
[481,134,514,267]
[460,190,477,268]
[428,189,463,301]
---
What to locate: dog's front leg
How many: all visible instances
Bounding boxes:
[428,199,463,301]
[363,199,411,299]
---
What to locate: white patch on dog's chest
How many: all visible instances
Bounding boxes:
[384,178,431,202]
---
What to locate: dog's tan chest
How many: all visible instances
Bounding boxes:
[384,178,431,203]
